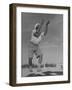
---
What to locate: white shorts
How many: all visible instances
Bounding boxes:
[28,42,42,58]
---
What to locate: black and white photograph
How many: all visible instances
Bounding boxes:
[9,3,70,86]
[21,13,63,77]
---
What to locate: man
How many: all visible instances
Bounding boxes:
[28,19,50,72]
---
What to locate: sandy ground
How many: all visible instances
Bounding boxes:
[21,64,63,77]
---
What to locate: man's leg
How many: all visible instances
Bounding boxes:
[28,42,33,72]
[36,46,43,72]
[37,54,43,72]
[38,54,43,64]
[29,57,33,72]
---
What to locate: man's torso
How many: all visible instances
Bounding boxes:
[30,29,44,44]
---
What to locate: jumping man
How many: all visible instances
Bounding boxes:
[28,19,50,72]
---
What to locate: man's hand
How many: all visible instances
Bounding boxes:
[46,20,50,25]
[44,20,50,36]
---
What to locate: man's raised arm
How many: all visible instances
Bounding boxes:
[44,20,50,36]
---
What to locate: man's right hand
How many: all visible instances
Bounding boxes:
[46,20,50,25]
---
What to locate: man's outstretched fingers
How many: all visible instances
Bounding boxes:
[46,20,50,25]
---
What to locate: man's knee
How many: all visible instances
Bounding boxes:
[37,54,43,64]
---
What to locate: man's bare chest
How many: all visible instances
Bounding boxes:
[33,32,41,38]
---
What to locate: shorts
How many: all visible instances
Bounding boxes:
[28,41,42,58]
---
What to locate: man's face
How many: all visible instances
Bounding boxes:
[36,25,40,33]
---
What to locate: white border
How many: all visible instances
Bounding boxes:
[16,7,68,83]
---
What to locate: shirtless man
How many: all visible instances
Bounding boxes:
[28,20,50,72]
